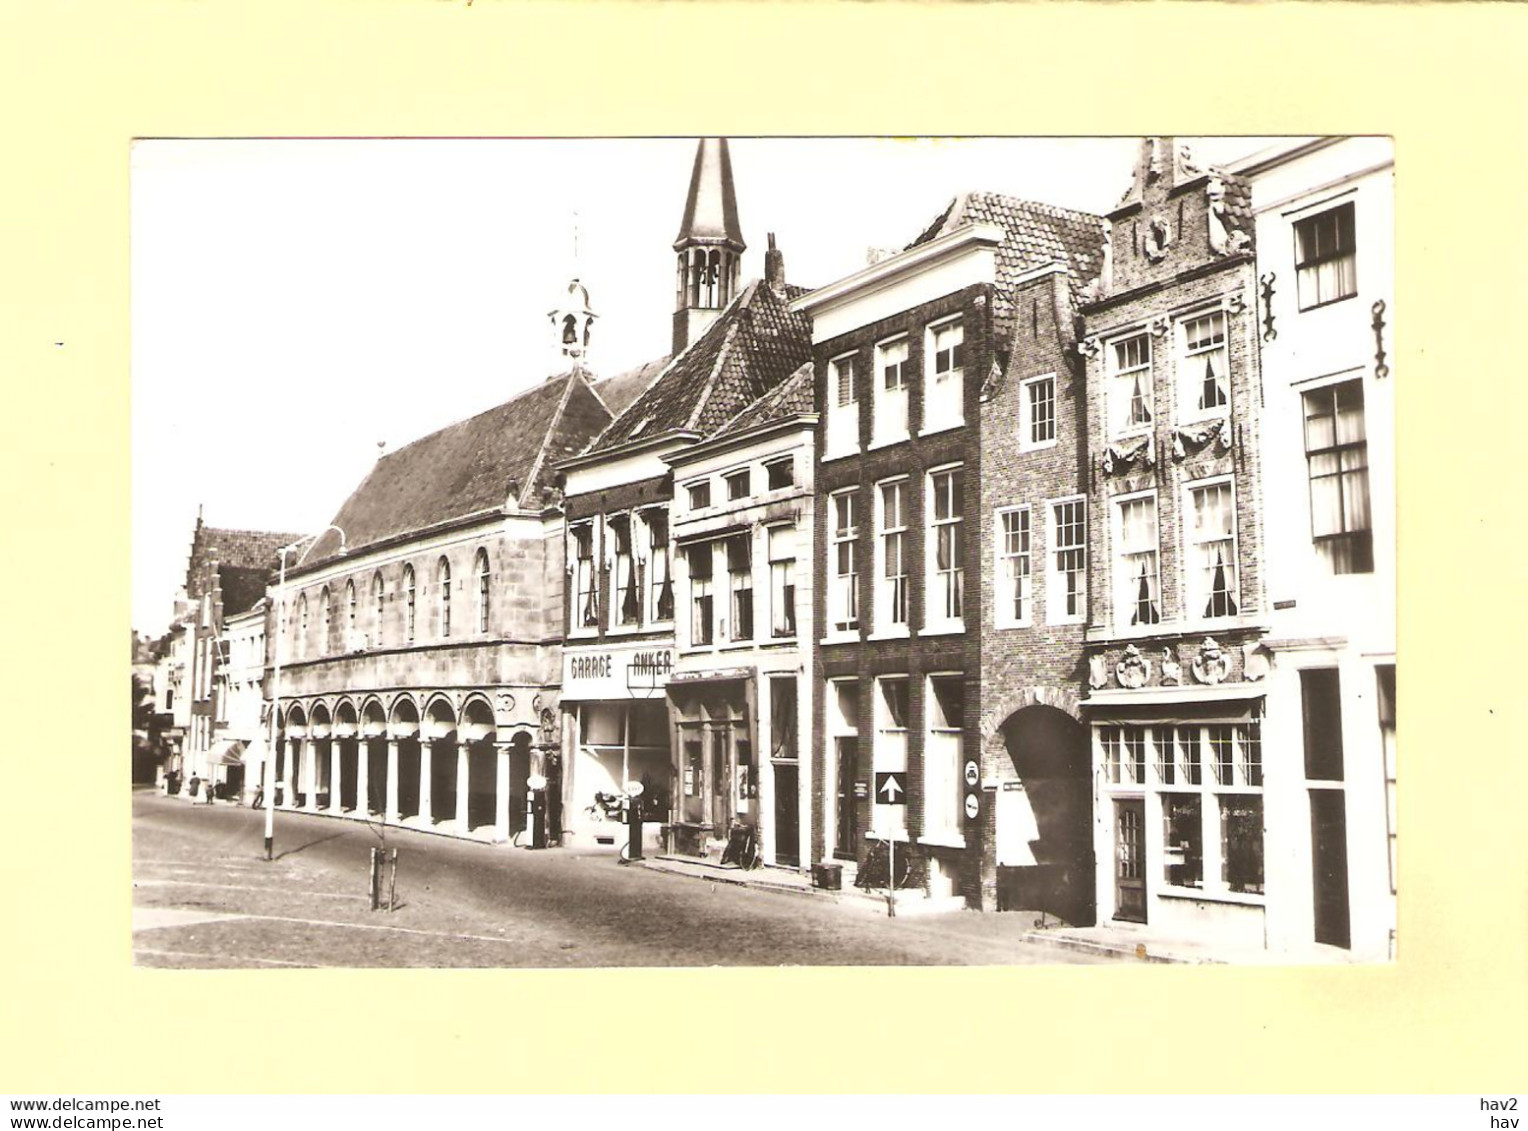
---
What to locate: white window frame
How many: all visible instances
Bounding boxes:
[872,334,910,448]
[569,521,599,635]
[608,512,641,631]
[1019,372,1058,451]
[827,488,859,637]
[1293,200,1358,311]
[1182,475,1240,623]
[921,315,965,435]
[1178,308,1230,424]
[873,476,909,637]
[825,351,860,461]
[685,478,712,513]
[723,467,751,503]
[643,507,674,625]
[766,523,797,640]
[922,672,965,844]
[726,533,754,643]
[1105,331,1154,440]
[687,540,715,648]
[436,557,452,638]
[924,463,965,632]
[1111,489,1162,630]
[994,505,1033,629]
[1046,495,1087,626]
[764,455,795,492]
[872,675,910,839]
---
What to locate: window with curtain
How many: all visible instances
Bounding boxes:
[1186,481,1239,619]
[1049,498,1087,624]
[767,524,796,638]
[1181,312,1229,416]
[997,507,1032,627]
[611,516,639,627]
[645,509,673,622]
[927,467,964,625]
[1294,202,1357,309]
[877,479,908,629]
[727,534,753,641]
[830,490,858,633]
[1303,379,1373,574]
[572,524,597,629]
[475,548,491,633]
[1114,493,1161,627]
[688,542,714,646]
[1108,334,1153,436]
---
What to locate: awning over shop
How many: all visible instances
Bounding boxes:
[1082,685,1263,725]
[209,740,246,766]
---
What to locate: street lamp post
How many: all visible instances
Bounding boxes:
[264,525,346,861]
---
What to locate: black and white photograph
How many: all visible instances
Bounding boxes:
[130,134,1396,971]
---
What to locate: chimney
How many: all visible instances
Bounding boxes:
[765,232,786,294]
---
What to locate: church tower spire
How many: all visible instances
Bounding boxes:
[672,138,746,356]
[550,209,596,371]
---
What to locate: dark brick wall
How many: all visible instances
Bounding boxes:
[809,284,989,890]
[562,472,674,645]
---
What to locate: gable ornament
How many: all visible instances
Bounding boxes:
[1160,647,1183,686]
[1191,637,1230,686]
[1115,644,1152,690]
[1088,654,1109,691]
[1144,216,1173,263]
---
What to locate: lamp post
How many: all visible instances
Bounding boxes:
[264,525,346,861]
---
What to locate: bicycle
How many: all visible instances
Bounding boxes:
[720,824,760,870]
[854,836,912,892]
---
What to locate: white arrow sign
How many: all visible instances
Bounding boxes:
[876,771,907,805]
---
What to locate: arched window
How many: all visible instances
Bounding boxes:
[297,593,309,658]
[372,572,385,647]
[438,557,452,637]
[562,314,578,346]
[319,587,331,653]
[403,565,416,643]
[345,580,357,644]
[476,548,491,633]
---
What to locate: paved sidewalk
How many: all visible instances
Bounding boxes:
[634,855,969,917]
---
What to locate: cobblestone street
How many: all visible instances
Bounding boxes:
[132,790,1122,968]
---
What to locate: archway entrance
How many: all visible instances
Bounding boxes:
[335,702,359,811]
[425,698,458,825]
[361,701,388,815]
[310,703,333,809]
[995,704,1095,925]
[391,699,421,820]
[461,699,497,832]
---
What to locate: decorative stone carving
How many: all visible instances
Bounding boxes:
[1225,293,1247,318]
[1372,299,1389,379]
[1078,336,1100,360]
[1172,417,1232,462]
[1160,648,1182,686]
[1088,654,1109,691]
[979,357,1004,402]
[1191,638,1230,685]
[1242,643,1270,682]
[1115,644,1152,690]
[1259,273,1277,342]
[1103,432,1156,477]
[496,691,516,718]
[1144,216,1172,262]
[1150,316,1171,339]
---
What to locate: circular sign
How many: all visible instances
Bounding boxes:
[527,774,547,791]
[625,781,646,798]
[964,794,980,820]
[963,760,980,787]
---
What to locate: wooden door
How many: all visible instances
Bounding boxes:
[773,763,799,867]
[1114,798,1146,923]
[834,736,857,859]
[1310,788,1351,948]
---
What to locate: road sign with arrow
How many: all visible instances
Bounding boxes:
[875,771,907,806]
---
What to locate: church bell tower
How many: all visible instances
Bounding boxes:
[672,138,746,357]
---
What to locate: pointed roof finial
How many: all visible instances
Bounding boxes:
[674,138,745,252]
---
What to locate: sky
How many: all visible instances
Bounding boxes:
[132,135,1286,636]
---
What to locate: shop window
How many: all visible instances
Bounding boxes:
[926,466,964,629]
[1114,492,1161,627]
[725,468,751,502]
[924,317,965,432]
[1047,497,1087,624]
[688,543,714,646]
[1294,201,1357,310]
[610,516,640,628]
[767,524,796,639]
[1186,480,1239,619]
[1301,668,1344,781]
[1180,311,1229,419]
[1107,334,1153,438]
[1220,796,1264,894]
[765,456,794,491]
[1303,379,1373,574]
[829,489,859,634]
[1162,794,1203,888]
[996,506,1032,628]
[727,534,753,642]
[580,702,669,823]
[925,675,964,837]
[645,509,673,623]
[874,336,909,445]
[876,478,908,631]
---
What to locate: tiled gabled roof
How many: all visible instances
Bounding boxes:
[306,370,611,565]
[595,355,670,420]
[589,279,813,453]
[906,191,1105,321]
[708,360,815,443]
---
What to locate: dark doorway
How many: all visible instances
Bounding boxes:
[508,734,532,836]
[773,762,800,867]
[1114,798,1146,923]
[431,739,457,823]
[834,736,857,860]
[366,739,387,813]
[1310,789,1351,948]
[994,706,1095,925]
[339,740,359,811]
[397,739,421,819]
[467,741,497,830]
